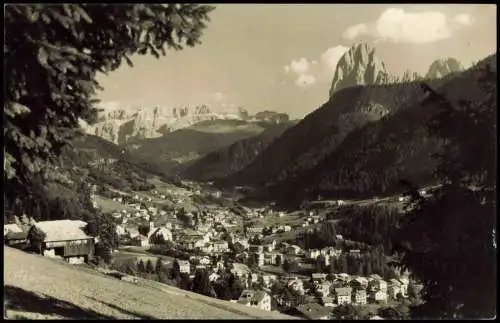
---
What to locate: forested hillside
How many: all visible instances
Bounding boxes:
[125,119,270,174]
[217,77,456,191]
[62,134,181,190]
[181,121,296,181]
[233,55,495,207]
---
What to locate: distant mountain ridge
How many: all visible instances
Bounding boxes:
[85,104,292,145]
[85,104,245,145]
[124,119,290,176]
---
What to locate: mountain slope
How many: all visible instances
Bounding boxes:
[217,82,430,189]
[4,247,296,320]
[253,54,497,206]
[218,43,458,189]
[127,119,280,174]
[181,121,296,181]
[60,134,181,191]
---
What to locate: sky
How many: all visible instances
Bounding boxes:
[96,4,497,119]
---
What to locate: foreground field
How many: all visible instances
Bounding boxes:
[4,247,297,320]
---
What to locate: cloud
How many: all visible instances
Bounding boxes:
[212,92,228,102]
[343,8,474,44]
[453,13,473,26]
[343,23,369,40]
[321,46,349,71]
[376,8,451,43]
[295,74,316,88]
[285,58,310,75]
[284,46,349,87]
[284,58,315,88]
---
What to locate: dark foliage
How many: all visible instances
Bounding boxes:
[217,82,432,189]
[5,3,215,201]
[191,269,211,296]
[393,55,496,319]
[4,4,214,264]
[182,122,295,181]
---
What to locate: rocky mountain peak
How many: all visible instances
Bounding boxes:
[425,57,463,79]
[329,42,390,98]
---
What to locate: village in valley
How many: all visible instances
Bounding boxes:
[4,179,425,320]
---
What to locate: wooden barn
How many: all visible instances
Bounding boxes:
[4,231,29,247]
[28,220,96,264]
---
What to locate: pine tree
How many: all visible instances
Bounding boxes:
[145,259,154,273]
[137,260,146,273]
[282,258,291,273]
[171,259,180,280]
[192,269,211,296]
[155,258,163,274]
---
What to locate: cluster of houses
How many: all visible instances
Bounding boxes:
[114,201,242,249]
[245,207,286,219]
[307,273,411,306]
[230,271,416,318]
[172,250,416,318]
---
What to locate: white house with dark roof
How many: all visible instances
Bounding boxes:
[335,287,352,305]
[178,260,190,274]
[212,240,229,253]
[370,289,388,303]
[353,289,367,305]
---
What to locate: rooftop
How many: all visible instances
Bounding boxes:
[238,290,268,304]
[296,303,331,320]
[33,220,92,242]
[335,287,351,296]
[4,224,23,234]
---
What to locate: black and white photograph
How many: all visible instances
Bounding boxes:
[3,3,497,320]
